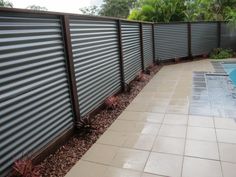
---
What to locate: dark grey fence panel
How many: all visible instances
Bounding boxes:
[0,13,73,176]
[121,21,142,83]
[69,17,121,116]
[191,22,218,55]
[154,23,188,61]
[142,24,154,68]
[221,23,236,50]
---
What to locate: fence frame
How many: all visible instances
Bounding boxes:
[188,22,192,58]
[217,21,222,48]
[61,15,81,123]
[117,20,126,91]
[151,24,156,64]
[139,22,145,71]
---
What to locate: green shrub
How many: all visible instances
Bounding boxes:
[210,48,234,59]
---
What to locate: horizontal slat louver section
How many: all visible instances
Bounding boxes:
[142,24,153,68]
[121,22,142,83]
[69,18,121,116]
[0,13,73,176]
[154,24,188,61]
[191,22,217,55]
[221,23,236,50]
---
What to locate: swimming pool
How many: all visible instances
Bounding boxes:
[222,63,236,85]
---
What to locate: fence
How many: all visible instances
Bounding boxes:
[1,7,236,176]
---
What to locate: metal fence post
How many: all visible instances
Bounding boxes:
[152,23,156,64]
[139,23,145,71]
[188,22,192,59]
[217,21,221,48]
[117,20,126,91]
[61,15,81,123]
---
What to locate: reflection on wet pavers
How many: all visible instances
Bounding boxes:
[211,61,226,73]
[190,71,236,118]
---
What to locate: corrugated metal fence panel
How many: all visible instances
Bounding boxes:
[191,22,218,55]
[0,13,73,176]
[154,23,188,61]
[121,22,142,83]
[142,24,153,68]
[69,18,121,116]
[221,23,236,50]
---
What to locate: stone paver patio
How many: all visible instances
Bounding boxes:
[66,59,236,177]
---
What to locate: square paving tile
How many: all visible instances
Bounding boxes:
[169,99,189,106]
[185,139,219,160]
[188,115,214,128]
[144,152,183,177]
[156,86,175,93]
[118,111,164,124]
[65,160,107,177]
[138,92,156,98]
[109,120,160,135]
[219,143,236,163]
[159,124,187,138]
[154,92,172,99]
[82,144,119,165]
[165,105,189,114]
[132,97,153,104]
[150,98,170,106]
[110,148,149,171]
[214,118,236,130]
[216,129,236,143]
[187,126,217,142]
[152,136,185,155]
[126,103,149,112]
[103,167,141,177]
[147,105,167,113]
[182,157,223,177]
[97,131,126,146]
[163,114,188,125]
[221,162,236,177]
[123,134,156,151]
[141,173,163,177]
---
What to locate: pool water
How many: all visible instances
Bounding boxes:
[222,63,236,85]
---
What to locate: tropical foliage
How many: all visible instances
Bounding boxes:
[100,0,136,18]
[128,0,185,22]
[79,5,100,16]
[0,0,13,8]
[80,0,136,18]
[128,0,236,22]
[26,5,47,11]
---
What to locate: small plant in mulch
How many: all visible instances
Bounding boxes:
[202,53,209,58]
[174,57,180,63]
[76,116,96,136]
[124,83,131,93]
[145,64,155,75]
[104,96,119,110]
[12,158,42,177]
[135,72,148,82]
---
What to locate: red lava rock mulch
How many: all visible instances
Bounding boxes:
[40,65,162,177]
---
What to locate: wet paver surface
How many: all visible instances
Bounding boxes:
[189,72,236,118]
[66,59,236,177]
